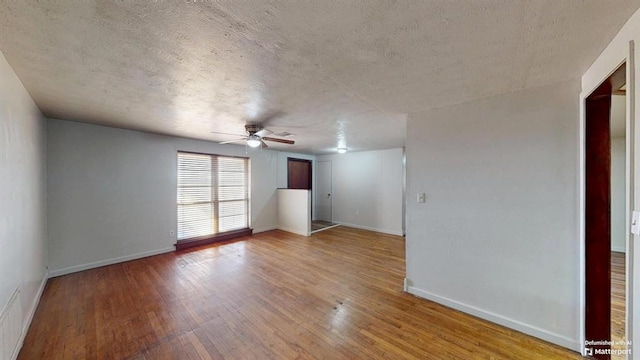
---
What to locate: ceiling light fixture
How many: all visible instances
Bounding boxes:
[247,135,262,148]
[337,148,347,154]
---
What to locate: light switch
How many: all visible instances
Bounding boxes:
[632,211,640,235]
[417,193,426,203]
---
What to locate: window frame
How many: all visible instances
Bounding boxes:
[175,150,252,250]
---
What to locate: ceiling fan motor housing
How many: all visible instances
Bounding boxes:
[245,124,263,135]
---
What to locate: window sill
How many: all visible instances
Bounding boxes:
[175,228,253,251]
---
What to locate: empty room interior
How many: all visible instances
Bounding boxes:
[4,2,640,359]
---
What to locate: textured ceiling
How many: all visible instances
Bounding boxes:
[0,1,638,154]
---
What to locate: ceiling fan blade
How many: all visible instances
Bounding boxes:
[219,138,247,145]
[255,129,273,137]
[260,139,269,148]
[262,136,295,145]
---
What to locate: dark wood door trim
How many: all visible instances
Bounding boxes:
[584,76,615,360]
[287,158,312,190]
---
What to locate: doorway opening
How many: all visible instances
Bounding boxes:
[584,62,627,360]
[316,160,332,222]
[610,80,627,360]
[312,160,339,233]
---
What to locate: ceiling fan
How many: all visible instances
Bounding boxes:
[217,124,295,148]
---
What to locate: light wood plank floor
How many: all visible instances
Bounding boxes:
[19,227,586,359]
[612,251,626,360]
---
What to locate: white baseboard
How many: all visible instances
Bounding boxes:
[407,286,581,353]
[338,222,404,236]
[49,247,174,277]
[277,226,310,237]
[14,269,48,360]
[310,224,341,234]
[252,226,278,234]
[612,245,626,253]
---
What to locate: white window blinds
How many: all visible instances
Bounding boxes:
[177,152,249,241]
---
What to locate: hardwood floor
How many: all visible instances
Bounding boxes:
[611,251,626,360]
[19,227,585,359]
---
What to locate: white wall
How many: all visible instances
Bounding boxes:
[317,148,404,236]
[0,50,48,354]
[277,189,311,236]
[47,119,303,276]
[610,95,626,253]
[580,7,640,356]
[406,80,581,350]
[612,137,626,253]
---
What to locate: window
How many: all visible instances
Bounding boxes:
[177,152,250,242]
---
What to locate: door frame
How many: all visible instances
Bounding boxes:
[584,74,613,359]
[580,46,634,357]
[316,160,333,223]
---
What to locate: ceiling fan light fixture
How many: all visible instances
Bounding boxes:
[337,148,347,154]
[247,135,262,148]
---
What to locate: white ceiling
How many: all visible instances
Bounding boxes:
[1,1,638,154]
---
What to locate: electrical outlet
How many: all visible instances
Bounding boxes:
[417,193,426,203]
[169,230,175,237]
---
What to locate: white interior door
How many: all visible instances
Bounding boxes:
[316,161,332,222]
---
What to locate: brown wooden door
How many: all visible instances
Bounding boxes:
[288,158,312,190]
[585,80,612,360]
